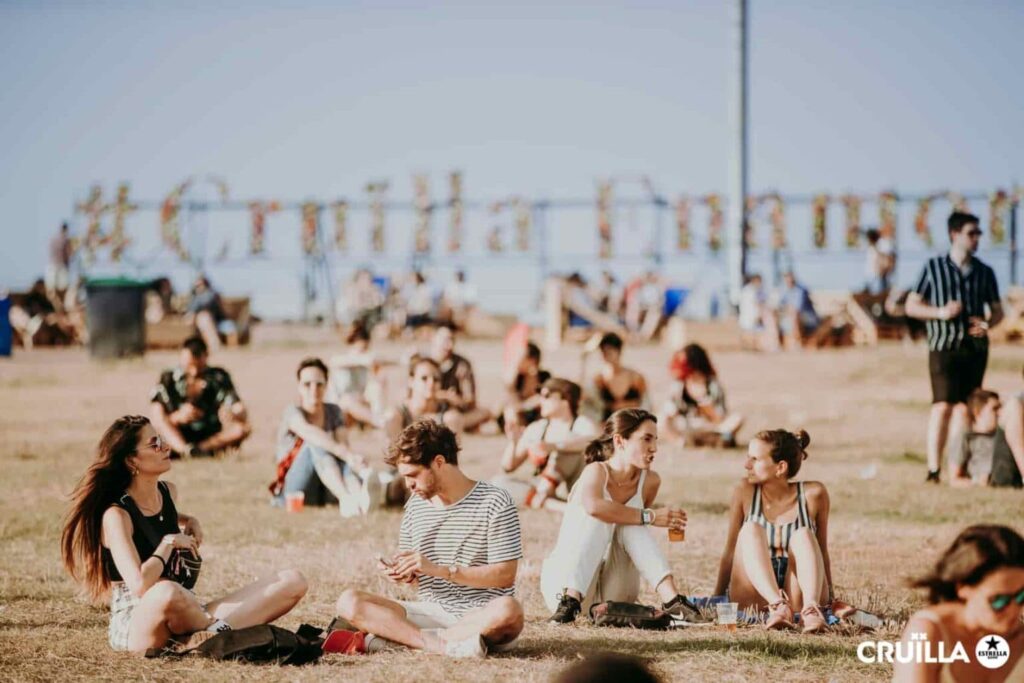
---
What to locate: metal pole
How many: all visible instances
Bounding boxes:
[726,0,749,306]
[1011,198,1019,286]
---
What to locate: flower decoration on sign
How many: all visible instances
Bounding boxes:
[206,175,230,203]
[945,191,968,213]
[764,192,786,250]
[674,196,691,251]
[990,189,1009,245]
[840,194,862,248]
[107,183,136,261]
[879,190,898,239]
[448,171,463,253]
[513,197,531,251]
[743,195,761,248]
[703,193,723,251]
[75,185,106,263]
[413,174,432,254]
[487,200,506,253]
[812,194,829,249]
[913,194,939,247]
[596,180,614,258]
[159,179,192,261]
[247,201,280,255]
[366,181,388,253]
[332,201,348,252]
[301,202,320,255]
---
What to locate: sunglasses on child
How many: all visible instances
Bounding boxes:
[989,587,1024,612]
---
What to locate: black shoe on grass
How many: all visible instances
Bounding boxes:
[549,594,581,624]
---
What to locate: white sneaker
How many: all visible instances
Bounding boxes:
[338,496,361,518]
[443,634,488,659]
[358,471,383,514]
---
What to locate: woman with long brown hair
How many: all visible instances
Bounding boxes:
[539,408,708,625]
[894,525,1024,682]
[61,415,307,653]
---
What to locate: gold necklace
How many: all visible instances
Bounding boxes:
[607,469,639,488]
[133,491,164,521]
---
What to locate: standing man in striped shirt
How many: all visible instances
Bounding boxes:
[906,211,1003,483]
[331,419,525,658]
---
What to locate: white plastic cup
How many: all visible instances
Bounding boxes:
[716,602,739,631]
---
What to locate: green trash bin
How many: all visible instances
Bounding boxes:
[85,278,149,359]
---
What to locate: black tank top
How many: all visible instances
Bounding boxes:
[102,481,181,582]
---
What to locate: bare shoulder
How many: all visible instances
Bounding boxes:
[580,461,607,483]
[102,505,131,526]
[802,481,830,500]
[101,505,132,545]
[902,609,944,640]
[645,469,662,488]
[164,480,179,501]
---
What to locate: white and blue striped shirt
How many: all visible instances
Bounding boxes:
[399,481,522,615]
[913,254,999,352]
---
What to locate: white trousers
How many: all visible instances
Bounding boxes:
[540,511,672,613]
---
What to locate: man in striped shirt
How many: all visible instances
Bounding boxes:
[906,211,1003,483]
[332,419,524,659]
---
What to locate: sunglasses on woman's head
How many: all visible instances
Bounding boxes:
[989,587,1024,612]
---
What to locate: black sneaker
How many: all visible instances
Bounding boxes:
[925,470,941,484]
[662,595,712,624]
[549,594,581,624]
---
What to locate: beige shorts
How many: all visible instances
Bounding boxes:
[397,600,518,652]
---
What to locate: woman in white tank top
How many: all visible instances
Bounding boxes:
[895,525,1024,683]
[540,409,710,625]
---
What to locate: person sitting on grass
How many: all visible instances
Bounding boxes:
[331,419,525,659]
[895,524,1024,683]
[591,332,648,421]
[149,336,251,458]
[270,357,382,517]
[431,323,493,431]
[184,275,237,351]
[327,322,388,430]
[495,341,551,435]
[947,389,1024,489]
[776,271,820,349]
[384,356,463,439]
[713,429,833,633]
[541,409,709,625]
[495,378,598,509]
[658,343,744,448]
[61,415,307,653]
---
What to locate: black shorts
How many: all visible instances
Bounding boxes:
[928,348,988,404]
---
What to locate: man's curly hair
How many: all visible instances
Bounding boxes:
[386,418,460,468]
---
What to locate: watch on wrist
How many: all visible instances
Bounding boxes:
[447,564,458,579]
[641,508,654,526]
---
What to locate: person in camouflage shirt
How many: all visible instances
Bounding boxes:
[150,336,251,457]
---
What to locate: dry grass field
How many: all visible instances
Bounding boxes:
[2,323,1022,682]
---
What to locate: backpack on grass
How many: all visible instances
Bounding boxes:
[146,624,324,665]
[588,601,674,630]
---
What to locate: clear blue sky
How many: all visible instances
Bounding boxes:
[1,0,1021,306]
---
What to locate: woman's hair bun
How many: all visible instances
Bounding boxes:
[795,429,810,452]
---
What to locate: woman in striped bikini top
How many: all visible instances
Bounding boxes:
[714,428,835,634]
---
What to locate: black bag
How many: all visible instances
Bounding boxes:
[119,487,202,590]
[147,624,325,665]
[589,601,674,630]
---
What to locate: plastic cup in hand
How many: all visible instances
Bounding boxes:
[668,526,685,542]
[285,491,305,513]
[716,602,738,632]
